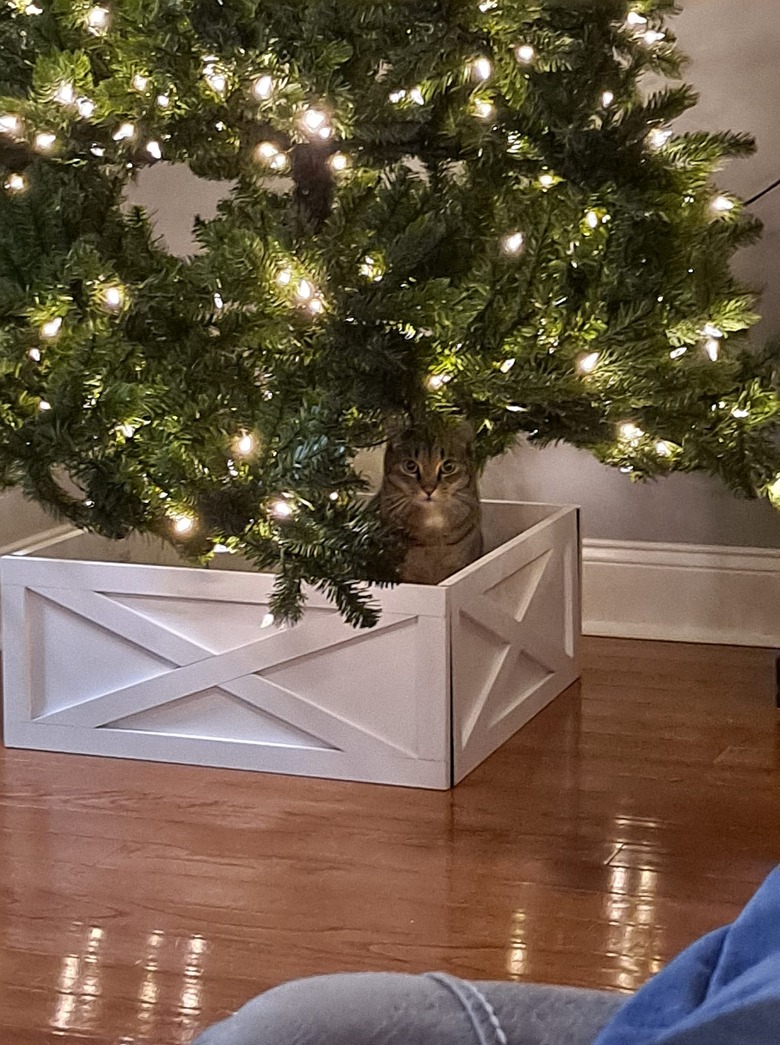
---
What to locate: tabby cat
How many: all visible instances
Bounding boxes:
[379,429,483,585]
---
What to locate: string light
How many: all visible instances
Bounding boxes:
[472,57,492,81]
[389,90,406,104]
[118,423,135,438]
[156,93,171,109]
[277,268,292,286]
[90,144,106,157]
[234,432,255,456]
[102,285,124,309]
[585,210,600,229]
[146,140,162,160]
[86,6,110,32]
[34,131,56,151]
[538,172,556,188]
[711,195,735,213]
[261,612,276,628]
[28,347,41,361]
[705,339,720,361]
[499,358,515,373]
[501,231,524,254]
[170,512,195,535]
[626,11,648,26]
[329,152,349,172]
[4,173,26,193]
[648,128,672,149]
[619,421,644,442]
[41,317,62,338]
[271,499,294,519]
[295,279,313,302]
[38,399,51,411]
[132,73,149,91]
[203,64,227,94]
[601,90,614,108]
[473,99,495,120]
[213,292,224,310]
[731,406,750,419]
[703,323,723,338]
[301,108,331,138]
[360,256,382,280]
[643,30,666,45]
[55,82,75,105]
[577,351,600,374]
[112,122,135,142]
[308,297,324,314]
[0,114,20,135]
[515,44,535,64]
[255,141,286,168]
[77,98,96,118]
[252,74,274,100]
[669,346,687,359]
[655,441,673,456]
[427,374,451,391]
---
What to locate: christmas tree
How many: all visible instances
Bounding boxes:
[0,0,778,626]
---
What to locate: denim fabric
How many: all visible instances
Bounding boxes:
[192,972,624,1045]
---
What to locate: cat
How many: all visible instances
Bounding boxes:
[379,428,483,585]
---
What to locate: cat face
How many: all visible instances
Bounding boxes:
[382,433,477,509]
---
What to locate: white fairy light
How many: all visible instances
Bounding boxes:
[501,231,524,254]
[261,612,276,628]
[277,268,292,286]
[28,347,41,361]
[252,74,274,100]
[90,144,106,157]
[41,317,62,338]
[427,374,446,391]
[619,421,644,441]
[704,339,720,361]
[505,404,526,413]
[499,358,516,373]
[103,285,124,309]
[577,351,600,374]
[213,292,224,309]
[308,297,324,314]
[112,122,135,142]
[479,0,498,9]
[515,44,535,64]
[585,210,600,229]
[473,98,495,120]
[271,499,294,519]
[119,423,135,438]
[669,346,687,359]
[648,127,672,149]
[156,93,171,109]
[132,73,149,92]
[703,323,724,338]
[626,11,648,26]
[204,65,227,94]
[234,432,255,456]
[86,6,110,31]
[0,114,20,135]
[538,172,555,188]
[410,87,425,106]
[329,152,349,172]
[34,131,57,151]
[731,406,750,419]
[55,82,75,105]
[328,491,340,502]
[472,57,492,81]
[38,399,52,411]
[270,153,288,171]
[4,173,26,193]
[302,108,328,133]
[711,195,735,213]
[389,89,406,104]
[295,279,313,302]
[643,30,666,45]
[146,140,162,160]
[255,141,281,163]
[655,441,673,457]
[360,256,379,278]
[77,98,96,118]
[171,513,195,535]
[601,90,614,108]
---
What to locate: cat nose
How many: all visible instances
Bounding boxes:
[421,483,437,496]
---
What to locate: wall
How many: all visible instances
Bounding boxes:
[1,0,779,553]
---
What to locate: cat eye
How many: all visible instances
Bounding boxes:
[440,460,458,475]
[402,460,419,474]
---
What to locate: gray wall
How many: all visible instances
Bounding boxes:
[2,0,779,551]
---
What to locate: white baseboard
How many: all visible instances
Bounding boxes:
[583,539,780,647]
[1,527,778,650]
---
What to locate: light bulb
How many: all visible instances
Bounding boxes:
[389,89,406,104]
[235,432,255,456]
[86,5,109,30]
[213,292,224,309]
[271,499,294,519]
[648,128,672,149]
[253,74,274,100]
[655,441,673,457]
[626,11,648,26]
[204,66,227,94]
[506,404,526,413]
[4,173,26,193]
[118,423,135,438]
[156,93,171,109]
[601,90,614,108]
[711,195,735,213]
[296,279,313,302]
[499,358,516,373]
[171,513,195,535]
[515,44,535,64]
[302,108,328,132]
[103,285,124,309]
[77,97,96,118]
[277,268,292,286]
[669,346,687,359]
[538,173,555,188]
[703,323,724,338]
[41,317,62,338]
[360,257,377,278]
[329,152,349,172]
[0,114,20,135]
[472,57,493,81]
[427,374,446,390]
[256,140,280,162]
[34,131,57,151]
[308,297,324,314]
[270,153,288,171]
[479,0,498,9]
[473,99,495,120]
[731,407,750,419]
[146,140,162,160]
[132,73,148,91]
[112,122,135,142]
[577,351,600,374]
[585,210,599,229]
[410,87,425,106]
[643,30,666,45]
[501,231,524,254]
[328,491,340,502]
[261,612,276,628]
[55,82,75,105]
[38,399,52,411]
[28,347,41,361]
[704,339,720,361]
[619,421,644,441]
[90,144,106,157]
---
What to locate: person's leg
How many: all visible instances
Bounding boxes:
[192,971,625,1045]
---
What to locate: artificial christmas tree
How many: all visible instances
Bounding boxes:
[1,0,778,629]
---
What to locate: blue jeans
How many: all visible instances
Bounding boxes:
[192,972,624,1045]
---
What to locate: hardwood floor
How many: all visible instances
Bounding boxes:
[1,637,778,1044]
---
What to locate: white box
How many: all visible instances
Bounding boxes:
[1,500,580,788]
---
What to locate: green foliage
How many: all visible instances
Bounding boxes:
[0,0,777,625]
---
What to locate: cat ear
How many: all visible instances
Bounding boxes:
[383,414,409,449]
[452,419,475,446]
